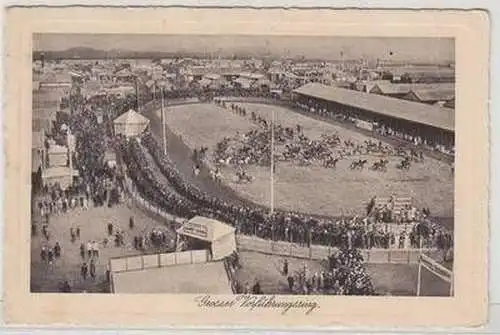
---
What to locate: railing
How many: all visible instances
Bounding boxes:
[223,257,238,294]
[236,235,443,264]
[122,173,186,227]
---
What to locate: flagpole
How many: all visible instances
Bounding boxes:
[270,109,275,215]
[161,85,167,156]
[270,109,275,241]
[135,76,141,114]
[67,129,73,188]
[41,128,46,173]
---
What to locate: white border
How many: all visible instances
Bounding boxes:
[0,1,496,333]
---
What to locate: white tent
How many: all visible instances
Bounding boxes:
[176,216,236,261]
[113,109,150,138]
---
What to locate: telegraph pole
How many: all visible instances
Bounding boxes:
[67,128,73,188]
[135,76,141,114]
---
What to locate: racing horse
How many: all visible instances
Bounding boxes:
[397,157,411,170]
[350,159,368,170]
[235,169,253,183]
[209,168,223,183]
[324,156,339,169]
[371,159,389,171]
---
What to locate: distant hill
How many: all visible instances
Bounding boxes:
[32,47,454,66]
[33,48,261,61]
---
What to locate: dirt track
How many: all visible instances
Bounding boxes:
[149,102,453,220]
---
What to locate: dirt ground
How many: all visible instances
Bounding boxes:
[164,103,454,218]
[30,200,177,293]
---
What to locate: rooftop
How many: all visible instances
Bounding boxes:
[177,216,235,242]
[293,82,454,132]
[111,261,233,294]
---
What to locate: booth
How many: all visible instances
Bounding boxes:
[176,216,236,261]
[42,166,79,190]
[113,109,150,138]
[47,144,68,167]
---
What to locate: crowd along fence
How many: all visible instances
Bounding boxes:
[236,234,443,265]
[121,167,445,265]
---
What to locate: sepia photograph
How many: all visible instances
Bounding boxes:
[4,7,489,327]
[31,33,456,297]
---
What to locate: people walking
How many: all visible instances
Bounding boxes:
[54,241,61,258]
[81,262,88,280]
[87,240,93,258]
[90,259,96,280]
[80,243,85,259]
[283,259,289,276]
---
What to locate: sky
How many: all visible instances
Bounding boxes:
[34,34,455,63]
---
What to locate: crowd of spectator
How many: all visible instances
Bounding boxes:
[294,101,455,157]
[121,132,453,252]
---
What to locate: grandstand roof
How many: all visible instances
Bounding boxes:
[293,82,454,132]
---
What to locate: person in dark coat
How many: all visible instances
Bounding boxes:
[47,248,54,264]
[283,259,289,276]
[40,246,47,261]
[252,280,262,295]
[61,280,72,293]
[90,259,96,280]
[70,228,76,242]
[81,262,88,280]
[287,275,295,292]
[80,243,85,259]
[129,216,134,229]
[107,223,113,236]
[54,242,61,258]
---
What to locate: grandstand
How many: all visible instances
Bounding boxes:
[292,82,454,148]
[374,196,413,217]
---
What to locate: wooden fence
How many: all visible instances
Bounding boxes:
[109,249,210,274]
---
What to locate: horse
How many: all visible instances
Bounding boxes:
[324,157,339,169]
[397,158,411,170]
[209,168,223,183]
[236,170,253,183]
[371,159,389,171]
[350,159,367,170]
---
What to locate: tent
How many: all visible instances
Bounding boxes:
[113,109,150,138]
[176,216,236,261]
